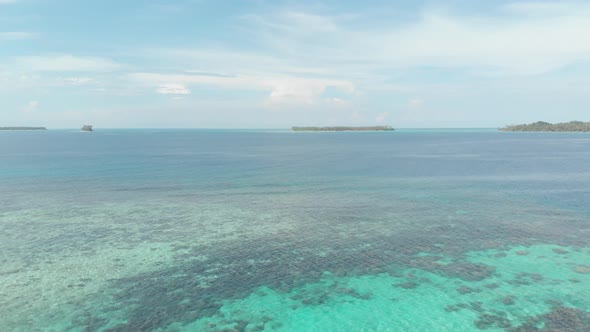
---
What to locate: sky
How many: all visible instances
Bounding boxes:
[1,0,590,128]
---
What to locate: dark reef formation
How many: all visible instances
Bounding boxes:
[95,218,589,331]
[500,121,590,132]
[508,306,590,332]
[474,313,512,330]
[27,191,589,331]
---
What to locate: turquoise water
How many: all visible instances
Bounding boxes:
[0,129,589,331]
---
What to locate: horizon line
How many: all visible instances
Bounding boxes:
[15,127,502,130]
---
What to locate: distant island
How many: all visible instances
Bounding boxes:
[292,126,394,132]
[81,125,93,132]
[500,121,590,132]
[0,127,46,130]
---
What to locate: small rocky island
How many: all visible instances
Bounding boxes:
[81,125,93,132]
[292,126,394,132]
[0,127,46,130]
[500,121,590,132]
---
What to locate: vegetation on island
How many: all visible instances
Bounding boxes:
[292,126,394,132]
[500,121,590,132]
[0,127,46,130]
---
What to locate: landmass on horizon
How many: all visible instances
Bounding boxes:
[292,126,394,132]
[0,127,47,131]
[3,123,590,132]
[500,121,590,132]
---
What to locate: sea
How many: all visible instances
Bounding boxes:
[0,129,589,331]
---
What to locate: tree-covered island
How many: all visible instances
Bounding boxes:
[292,126,394,132]
[500,121,590,132]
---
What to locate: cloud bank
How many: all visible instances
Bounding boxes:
[2,1,590,127]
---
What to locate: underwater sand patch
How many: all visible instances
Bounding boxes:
[552,248,569,254]
[573,265,590,274]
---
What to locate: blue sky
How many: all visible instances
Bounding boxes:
[1,0,590,128]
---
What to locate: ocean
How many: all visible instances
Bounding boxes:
[1,129,589,331]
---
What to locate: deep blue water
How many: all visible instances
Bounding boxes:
[0,129,589,331]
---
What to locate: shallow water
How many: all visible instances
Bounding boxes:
[0,129,589,331]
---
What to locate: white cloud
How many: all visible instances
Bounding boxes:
[376,112,389,123]
[265,78,353,106]
[156,83,191,95]
[243,11,339,34]
[129,72,354,106]
[244,4,590,76]
[22,100,38,113]
[502,2,584,16]
[131,0,590,109]
[408,99,424,108]
[63,77,95,85]
[325,97,348,105]
[0,32,36,40]
[267,82,315,105]
[147,48,330,77]
[15,55,120,72]
[133,3,590,106]
[4,1,590,128]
